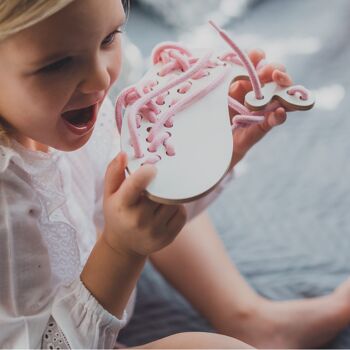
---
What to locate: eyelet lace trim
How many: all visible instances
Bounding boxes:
[41,316,71,349]
[2,140,81,284]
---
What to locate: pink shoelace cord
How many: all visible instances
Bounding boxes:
[115,21,309,165]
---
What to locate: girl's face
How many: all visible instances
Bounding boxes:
[0,0,125,151]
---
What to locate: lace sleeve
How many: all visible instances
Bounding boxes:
[41,316,70,349]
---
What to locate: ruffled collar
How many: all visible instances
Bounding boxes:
[0,138,62,175]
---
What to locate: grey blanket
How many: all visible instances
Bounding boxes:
[118,0,350,347]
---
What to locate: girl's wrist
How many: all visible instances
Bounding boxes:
[80,234,146,318]
[101,230,146,262]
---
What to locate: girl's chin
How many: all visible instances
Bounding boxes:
[54,131,94,151]
[10,128,94,153]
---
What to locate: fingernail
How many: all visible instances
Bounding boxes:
[256,59,267,71]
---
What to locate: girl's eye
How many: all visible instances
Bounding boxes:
[39,57,72,74]
[102,29,123,47]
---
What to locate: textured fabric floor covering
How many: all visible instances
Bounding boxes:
[118,0,350,347]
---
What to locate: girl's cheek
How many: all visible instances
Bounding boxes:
[109,43,123,84]
[36,76,77,109]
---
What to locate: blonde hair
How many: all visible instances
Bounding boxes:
[0,0,76,41]
[0,0,76,143]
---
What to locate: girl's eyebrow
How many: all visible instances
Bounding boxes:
[29,17,126,67]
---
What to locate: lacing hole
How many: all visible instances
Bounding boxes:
[166,151,175,156]
[147,147,155,153]
[177,89,185,94]
[157,155,162,160]
[156,101,165,106]
[166,131,172,137]
[164,123,173,128]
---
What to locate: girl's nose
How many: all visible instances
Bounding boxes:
[78,58,111,94]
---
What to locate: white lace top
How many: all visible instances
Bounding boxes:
[0,96,233,349]
[0,97,137,349]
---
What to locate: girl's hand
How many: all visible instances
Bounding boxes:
[102,152,187,257]
[229,49,293,168]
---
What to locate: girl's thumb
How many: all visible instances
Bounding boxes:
[104,152,127,196]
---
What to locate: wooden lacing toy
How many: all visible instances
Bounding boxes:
[115,21,315,204]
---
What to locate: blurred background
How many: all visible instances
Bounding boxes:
[112,0,350,348]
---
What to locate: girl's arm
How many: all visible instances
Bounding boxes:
[0,157,185,349]
[80,235,146,318]
[0,167,128,349]
[80,151,186,319]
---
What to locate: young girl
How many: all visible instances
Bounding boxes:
[1,0,350,348]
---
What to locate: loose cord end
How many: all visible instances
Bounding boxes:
[208,20,263,100]
[208,20,220,33]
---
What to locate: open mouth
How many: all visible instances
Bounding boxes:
[61,104,98,135]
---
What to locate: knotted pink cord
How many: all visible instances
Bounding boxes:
[287,85,308,100]
[147,67,229,144]
[124,50,214,158]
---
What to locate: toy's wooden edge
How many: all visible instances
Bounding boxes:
[245,95,315,112]
[139,159,233,205]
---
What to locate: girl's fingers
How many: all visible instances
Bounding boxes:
[138,196,161,212]
[119,164,157,207]
[266,107,287,128]
[258,63,286,83]
[104,152,127,196]
[255,108,287,133]
[167,205,187,231]
[247,48,266,67]
[155,204,180,226]
[229,80,251,103]
[272,70,293,87]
